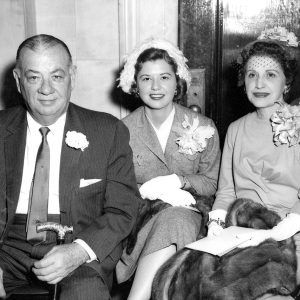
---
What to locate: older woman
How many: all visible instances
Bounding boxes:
[209,27,300,299]
[116,38,221,300]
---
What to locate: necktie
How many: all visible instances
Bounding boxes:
[26,127,50,243]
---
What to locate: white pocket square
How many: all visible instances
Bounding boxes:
[80,178,102,188]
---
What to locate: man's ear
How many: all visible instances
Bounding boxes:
[70,65,77,90]
[13,68,21,93]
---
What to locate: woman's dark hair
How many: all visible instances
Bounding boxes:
[237,41,298,96]
[130,48,187,101]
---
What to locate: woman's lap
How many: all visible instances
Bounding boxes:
[116,206,202,283]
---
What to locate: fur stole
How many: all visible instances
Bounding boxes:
[151,198,297,300]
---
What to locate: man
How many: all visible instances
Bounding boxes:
[0,34,139,299]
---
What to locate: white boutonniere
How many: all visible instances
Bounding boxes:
[270,103,300,146]
[65,131,89,151]
[174,114,215,155]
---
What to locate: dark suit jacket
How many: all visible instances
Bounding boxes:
[0,103,139,284]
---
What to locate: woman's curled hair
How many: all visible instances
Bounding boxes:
[236,40,298,90]
[130,48,187,101]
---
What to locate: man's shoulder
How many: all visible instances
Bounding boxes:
[0,105,26,126]
[70,103,120,125]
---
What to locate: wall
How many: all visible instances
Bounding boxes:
[0,0,25,110]
[0,0,178,118]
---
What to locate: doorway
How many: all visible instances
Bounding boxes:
[179,0,300,144]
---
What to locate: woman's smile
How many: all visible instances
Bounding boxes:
[149,93,164,100]
[252,92,270,98]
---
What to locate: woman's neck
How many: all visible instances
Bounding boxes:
[255,101,284,120]
[145,104,174,129]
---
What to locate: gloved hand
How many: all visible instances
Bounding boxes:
[207,209,227,237]
[139,174,182,200]
[159,188,196,207]
[237,213,300,248]
[207,222,225,237]
[270,213,300,241]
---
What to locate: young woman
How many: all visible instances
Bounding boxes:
[208,28,300,299]
[116,38,221,300]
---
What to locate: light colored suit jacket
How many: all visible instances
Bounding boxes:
[122,103,221,196]
[0,103,139,282]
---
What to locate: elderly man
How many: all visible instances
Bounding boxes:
[0,34,139,299]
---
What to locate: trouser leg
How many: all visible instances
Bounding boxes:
[59,265,111,300]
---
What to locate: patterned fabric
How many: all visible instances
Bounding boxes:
[116,103,221,283]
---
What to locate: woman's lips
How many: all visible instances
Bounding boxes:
[253,92,270,98]
[150,94,164,100]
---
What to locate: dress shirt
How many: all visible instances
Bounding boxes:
[17,113,64,214]
[146,106,175,153]
[16,112,96,262]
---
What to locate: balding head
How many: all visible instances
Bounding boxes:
[16,34,72,69]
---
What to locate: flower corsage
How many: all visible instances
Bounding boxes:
[258,26,299,47]
[270,103,300,146]
[174,114,215,155]
[65,131,89,151]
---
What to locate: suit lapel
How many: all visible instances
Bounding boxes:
[4,108,27,222]
[136,108,168,166]
[164,104,182,167]
[59,104,82,225]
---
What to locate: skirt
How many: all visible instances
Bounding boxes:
[116,206,202,283]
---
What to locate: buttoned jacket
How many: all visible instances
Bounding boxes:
[0,103,139,281]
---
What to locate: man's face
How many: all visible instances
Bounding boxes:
[13,44,76,125]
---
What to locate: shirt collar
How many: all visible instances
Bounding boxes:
[26,112,67,136]
[145,106,175,133]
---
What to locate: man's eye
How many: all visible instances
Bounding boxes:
[53,75,64,81]
[27,76,39,83]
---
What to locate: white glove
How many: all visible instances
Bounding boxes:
[159,188,196,207]
[139,174,182,200]
[270,213,300,241]
[207,209,227,237]
[237,213,300,248]
[207,222,225,237]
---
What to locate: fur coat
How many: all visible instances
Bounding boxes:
[151,198,297,300]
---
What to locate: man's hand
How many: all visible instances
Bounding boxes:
[32,243,89,284]
[0,267,6,299]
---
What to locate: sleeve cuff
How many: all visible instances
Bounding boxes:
[74,239,97,263]
[208,209,227,222]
